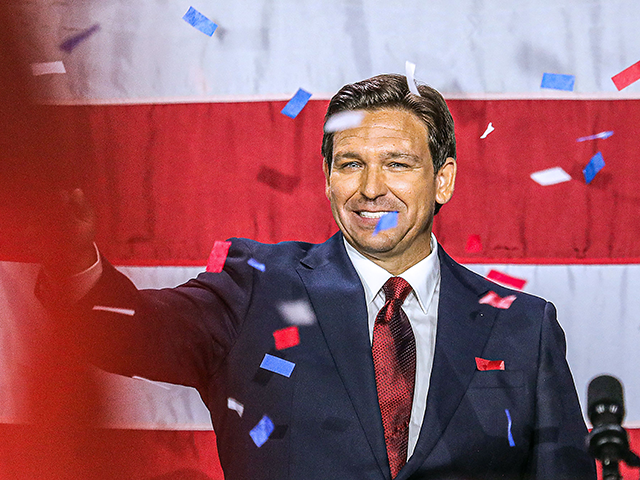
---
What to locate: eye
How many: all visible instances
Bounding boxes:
[388,161,410,169]
[336,160,361,170]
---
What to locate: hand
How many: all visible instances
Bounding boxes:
[14,187,98,277]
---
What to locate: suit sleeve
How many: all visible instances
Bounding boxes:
[525,301,597,479]
[67,239,256,403]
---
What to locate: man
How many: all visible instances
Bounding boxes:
[41,74,595,479]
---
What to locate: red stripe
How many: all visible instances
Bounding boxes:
[4,99,637,265]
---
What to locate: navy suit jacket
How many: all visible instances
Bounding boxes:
[75,232,596,479]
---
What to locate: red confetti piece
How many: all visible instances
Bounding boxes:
[612,60,640,91]
[257,165,300,194]
[206,241,231,273]
[465,234,482,253]
[273,326,300,350]
[486,269,527,290]
[479,291,517,310]
[475,357,505,371]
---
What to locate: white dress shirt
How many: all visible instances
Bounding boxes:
[344,233,441,459]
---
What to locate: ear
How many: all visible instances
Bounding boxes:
[434,157,457,205]
[323,159,331,199]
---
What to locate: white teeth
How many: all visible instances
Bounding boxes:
[358,211,389,219]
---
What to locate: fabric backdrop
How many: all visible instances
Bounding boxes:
[2,1,640,478]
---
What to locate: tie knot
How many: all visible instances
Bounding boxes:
[382,277,412,304]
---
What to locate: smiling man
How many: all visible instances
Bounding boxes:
[40,74,595,479]
[324,106,456,275]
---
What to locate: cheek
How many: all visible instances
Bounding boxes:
[328,176,357,203]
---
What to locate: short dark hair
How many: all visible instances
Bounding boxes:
[321,73,456,174]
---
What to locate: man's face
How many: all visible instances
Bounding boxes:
[324,108,456,272]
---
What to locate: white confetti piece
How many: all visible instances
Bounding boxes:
[92,305,135,316]
[480,122,495,139]
[227,397,244,417]
[31,61,66,76]
[405,61,420,96]
[530,167,572,186]
[324,111,366,133]
[277,300,316,326]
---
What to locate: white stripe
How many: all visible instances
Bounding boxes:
[22,1,640,101]
[2,261,640,427]
[92,305,135,316]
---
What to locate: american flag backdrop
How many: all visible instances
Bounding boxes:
[2,1,640,478]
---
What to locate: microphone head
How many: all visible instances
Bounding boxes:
[588,375,624,426]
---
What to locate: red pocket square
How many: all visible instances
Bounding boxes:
[475,357,505,371]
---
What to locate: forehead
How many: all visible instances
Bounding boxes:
[332,108,430,157]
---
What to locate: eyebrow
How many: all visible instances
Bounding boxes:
[333,151,420,162]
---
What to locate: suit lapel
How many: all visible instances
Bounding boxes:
[296,233,390,479]
[399,246,499,477]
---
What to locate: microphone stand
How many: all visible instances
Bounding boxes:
[589,424,640,480]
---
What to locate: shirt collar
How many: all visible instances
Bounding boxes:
[344,233,440,314]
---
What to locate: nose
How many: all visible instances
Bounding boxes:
[360,165,387,200]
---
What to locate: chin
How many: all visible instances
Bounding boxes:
[351,234,399,255]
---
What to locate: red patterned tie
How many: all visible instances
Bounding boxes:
[372,277,416,479]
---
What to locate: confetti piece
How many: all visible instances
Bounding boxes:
[505,409,515,447]
[373,211,398,236]
[405,61,420,96]
[540,73,575,91]
[324,111,365,133]
[281,88,312,118]
[475,357,505,371]
[59,24,100,52]
[260,353,295,377]
[465,234,483,253]
[227,397,244,417]
[256,165,300,194]
[132,376,171,390]
[530,167,572,186]
[206,241,231,273]
[250,415,274,447]
[479,291,517,310]
[31,61,66,76]
[480,122,494,139]
[248,258,266,272]
[583,152,605,184]
[612,60,640,91]
[92,305,135,316]
[486,270,527,290]
[576,131,614,142]
[182,6,218,36]
[273,326,300,350]
[277,300,316,326]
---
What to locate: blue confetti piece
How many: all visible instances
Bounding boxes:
[281,88,312,118]
[505,409,515,447]
[373,211,398,236]
[59,24,100,52]
[540,73,575,91]
[260,353,295,377]
[248,258,266,272]
[250,415,274,447]
[182,7,218,37]
[583,152,605,184]
[576,131,614,142]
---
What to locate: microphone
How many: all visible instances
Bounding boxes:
[586,375,640,480]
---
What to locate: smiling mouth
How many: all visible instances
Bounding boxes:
[357,211,393,219]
